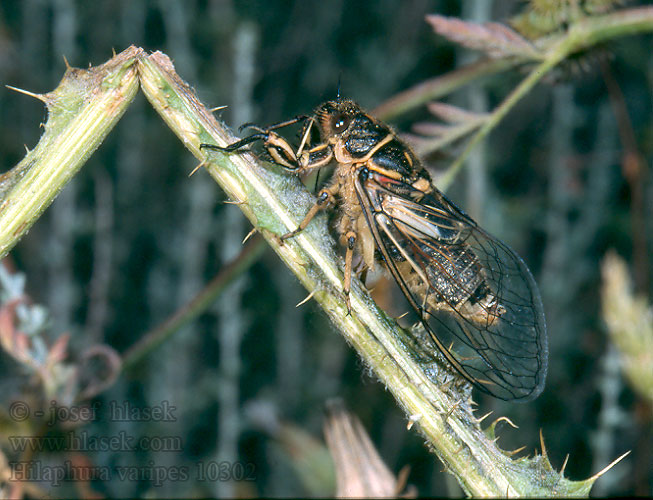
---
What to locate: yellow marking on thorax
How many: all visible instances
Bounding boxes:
[367,163,403,180]
[411,177,431,193]
[403,151,413,167]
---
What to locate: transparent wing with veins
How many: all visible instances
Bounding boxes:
[355,171,548,401]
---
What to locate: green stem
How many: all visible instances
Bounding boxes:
[0,47,142,258]
[437,6,653,190]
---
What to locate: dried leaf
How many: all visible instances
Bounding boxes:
[426,15,540,60]
[427,101,488,124]
[324,400,413,498]
[47,332,70,366]
[410,122,450,137]
[0,298,20,353]
[407,102,489,156]
[0,298,34,365]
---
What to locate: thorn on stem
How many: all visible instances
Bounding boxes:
[296,289,317,308]
[241,228,257,245]
[406,413,422,430]
[539,429,548,460]
[476,410,493,424]
[490,416,519,430]
[560,454,569,476]
[223,199,246,206]
[188,161,207,177]
[5,85,47,103]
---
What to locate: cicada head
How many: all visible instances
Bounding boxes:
[314,99,363,140]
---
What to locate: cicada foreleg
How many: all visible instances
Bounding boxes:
[202,114,350,307]
[200,114,334,174]
[199,114,307,156]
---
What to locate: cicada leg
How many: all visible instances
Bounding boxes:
[343,231,357,314]
[281,188,336,240]
[280,186,356,313]
[200,115,333,174]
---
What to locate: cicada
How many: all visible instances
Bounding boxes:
[201,99,548,401]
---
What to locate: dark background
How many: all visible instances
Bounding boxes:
[0,0,651,497]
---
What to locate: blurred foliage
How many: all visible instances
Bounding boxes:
[602,252,653,406]
[511,0,627,38]
[0,0,651,497]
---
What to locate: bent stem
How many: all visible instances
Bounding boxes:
[138,51,616,497]
[0,47,142,258]
[4,20,649,489]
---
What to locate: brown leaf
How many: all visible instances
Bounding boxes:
[323,400,414,498]
[0,298,20,353]
[0,298,34,365]
[426,101,488,124]
[426,14,539,60]
[47,333,70,366]
[411,122,451,137]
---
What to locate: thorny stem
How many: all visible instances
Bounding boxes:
[0,47,141,259]
[139,53,515,496]
[0,6,650,494]
[136,51,514,496]
[137,50,629,496]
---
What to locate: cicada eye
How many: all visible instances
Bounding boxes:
[332,114,350,133]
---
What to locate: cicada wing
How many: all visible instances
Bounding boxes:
[356,173,548,401]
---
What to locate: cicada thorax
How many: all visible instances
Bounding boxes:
[326,108,413,272]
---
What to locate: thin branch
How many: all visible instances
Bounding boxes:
[121,235,266,371]
[600,61,649,293]
[439,6,653,191]
[373,7,653,192]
